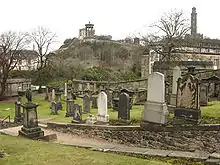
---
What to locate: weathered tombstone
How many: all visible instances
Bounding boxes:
[83,94,90,113]
[118,92,130,121]
[97,91,109,123]
[64,83,67,100]
[72,104,82,123]
[142,72,169,124]
[44,87,49,101]
[51,89,55,101]
[67,88,72,100]
[14,96,23,123]
[174,66,200,123]
[65,99,74,117]
[50,101,58,115]
[91,95,98,108]
[55,93,62,110]
[18,90,44,139]
[106,90,113,108]
[200,84,208,106]
[170,66,181,106]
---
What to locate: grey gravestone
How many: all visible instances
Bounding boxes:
[18,102,44,139]
[65,100,74,117]
[72,104,82,123]
[14,96,23,123]
[55,93,62,110]
[83,94,90,113]
[200,85,208,106]
[174,66,201,123]
[51,101,58,115]
[91,95,98,108]
[118,92,130,121]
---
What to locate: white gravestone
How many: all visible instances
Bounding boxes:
[97,91,109,123]
[64,83,67,99]
[170,66,181,106]
[143,72,169,124]
[52,89,56,101]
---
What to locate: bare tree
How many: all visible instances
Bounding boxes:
[29,26,56,91]
[145,10,190,62]
[0,31,29,97]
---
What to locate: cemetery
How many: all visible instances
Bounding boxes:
[1,66,220,165]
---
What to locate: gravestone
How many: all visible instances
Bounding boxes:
[50,101,58,115]
[112,98,119,111]
[91,95,98,108]
[14,96,23,123]
[55,93,62,110]
[83,94,90,113]
[97,91,109,123]
[18,90,44,139]
[51,89,55,101]
[174,66,201,123]
[118,92,130,121]
[106,90,113,108]
[72,104,82,123]
[65,99,74,117]
[64,83,67,100]
[200,84,208,106]
[170,66,181,106]
[44,87,49,101]
[67,88,72,100]
[142,72,169,124]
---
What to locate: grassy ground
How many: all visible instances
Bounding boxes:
[0,134,172,165]
[0,95,143,123]
[0,95,220,124]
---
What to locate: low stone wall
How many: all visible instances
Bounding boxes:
[47,122,220,153]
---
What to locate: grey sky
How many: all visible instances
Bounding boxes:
[1,0,219,50]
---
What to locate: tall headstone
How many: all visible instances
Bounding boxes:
[18,90,44,139]
[174,66,200,123]
[64,83,67,100]
[65,99,74,117]
[142,72,169,124]
[14,96,23,123]
[97,91,109,123]
[141,49,151,78]
[118,92,130,121]
[83,94,90,113]
[52,89,55,101]
[170,66,181,106]
[50,101,58,115]
[72,104,82,123]
[200,84,208,106]
[55,93,62,110]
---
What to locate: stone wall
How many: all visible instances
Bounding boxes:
[47,122,220,153]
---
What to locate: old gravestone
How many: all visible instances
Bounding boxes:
[51,89,55,101]
[19,89,44,139]
[170,66,181,106]
[118,92,130,121]
[174,66,201,123]
[91,95,98,108]
[97,91,109,123]
[14,96,23,123]
[200,84,208,106]
[65,99,74,117]
[64,83,67,100]
[72,104,82,123]
[55,93,62,110]
[50,101,58,115]
[142,72,169,124]
[83,94,90,113]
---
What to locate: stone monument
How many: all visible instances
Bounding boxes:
[72,104,82,123]
[97,91,109,123]
[18,89,44,139]
[55,93,62,110]
[50,101,58,115]
[142,72,169,124]
[174,66,201,123]
[118,92,130,121]
[65,99,74,117]
[83,94,90,113]
[200,84,208,106]
[14,96,23,123]
[170,66,181,106]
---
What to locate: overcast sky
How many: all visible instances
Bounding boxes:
[1,0,219,50]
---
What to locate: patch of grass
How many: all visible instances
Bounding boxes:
[0,95,143,123]
[0,134,170,165]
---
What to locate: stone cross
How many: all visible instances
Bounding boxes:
[83,94,90,113]
[142,72,169,124]
[97,91,109,122]
[118,92,130,121]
